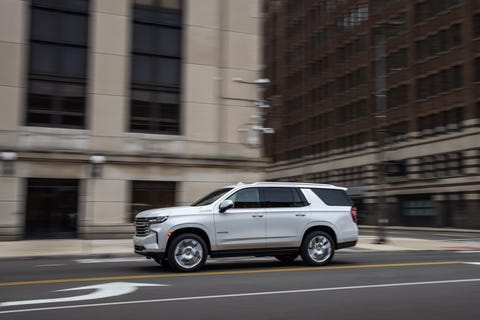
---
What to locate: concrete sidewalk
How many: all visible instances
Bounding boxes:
[0,234,479,259]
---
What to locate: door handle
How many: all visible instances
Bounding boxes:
[295,213,306,217]
[252,214,264,218]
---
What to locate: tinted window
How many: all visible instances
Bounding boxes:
[263,187,308,208]
[227,188,260,209]
[311,188,352,206]
[192,188,233,206]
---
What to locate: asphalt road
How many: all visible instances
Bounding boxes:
[0,249,479,320]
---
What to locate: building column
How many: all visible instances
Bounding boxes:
[83,0,131,238]
[0,0,27,239]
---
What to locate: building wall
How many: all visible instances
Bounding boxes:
[264,0,480,228]
[0,0,265,240]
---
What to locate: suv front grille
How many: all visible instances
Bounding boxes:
[135,218,151,237]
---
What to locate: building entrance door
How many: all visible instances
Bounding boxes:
[25,179,79,239]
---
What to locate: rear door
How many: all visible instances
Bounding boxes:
[263,187,310,248]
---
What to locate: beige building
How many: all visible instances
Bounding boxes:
[0,0,265,240]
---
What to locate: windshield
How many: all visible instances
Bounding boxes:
[191,188,233,206]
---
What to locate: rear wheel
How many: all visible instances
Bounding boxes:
[300,231,334,266]
[167,233,207,272]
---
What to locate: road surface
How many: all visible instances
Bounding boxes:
[1,248,479,319]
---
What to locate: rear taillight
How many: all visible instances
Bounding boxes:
[350,207,358,224]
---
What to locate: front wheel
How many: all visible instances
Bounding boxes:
[167,233,208,272]
[300,231,335,266]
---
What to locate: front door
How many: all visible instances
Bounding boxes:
[214,187,266,250]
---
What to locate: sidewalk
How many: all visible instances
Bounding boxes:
[0,232,479,259]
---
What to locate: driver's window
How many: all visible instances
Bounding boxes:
[226,188,260,209]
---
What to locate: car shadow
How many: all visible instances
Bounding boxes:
[133,257,357,274]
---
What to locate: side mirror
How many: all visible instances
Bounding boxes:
[219,200,234,213]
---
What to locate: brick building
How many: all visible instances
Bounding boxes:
[263,0,480,228]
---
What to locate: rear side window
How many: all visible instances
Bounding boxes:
[263,187,308,208]
[310,188,352,206]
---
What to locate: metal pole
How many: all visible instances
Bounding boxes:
[374,25,388,244]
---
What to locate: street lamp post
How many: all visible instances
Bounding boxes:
[232,77,275,149]
[373,18,406,244]
[374,24,389,244]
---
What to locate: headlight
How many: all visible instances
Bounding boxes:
[147,216,168,225]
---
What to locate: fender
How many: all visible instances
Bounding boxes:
[166,222,215,250]
[302,221,339,244]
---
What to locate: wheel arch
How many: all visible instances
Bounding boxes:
[302,225,338,248]
[166,227,212,254]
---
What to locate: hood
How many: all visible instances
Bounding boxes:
[135,206,197,219]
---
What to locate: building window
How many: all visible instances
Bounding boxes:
[26,0,89,129]
[415,24,463,61]
[474,13,480,38]
[453,65,463,88]
[130,181,176,222]
[387,85,408,109]
[415,0,462,24]
[416,65,463,100]
[130,0,182,135]
[474,57,480,82]
[402,197,435,216]
[451,23,462,47]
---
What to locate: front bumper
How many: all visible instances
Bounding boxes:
[133,230,167,260]
[134,244,166,260]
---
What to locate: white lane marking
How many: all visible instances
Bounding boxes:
[455,251,480,254]
[1,278,479,314]
[74,258,147,264]
[463,262,480,266]
[0,282,168,307]
[34,264,66,267]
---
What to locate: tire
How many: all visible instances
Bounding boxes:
[167,233,208,272]
[300,231,335,266]
[274,254,298,263]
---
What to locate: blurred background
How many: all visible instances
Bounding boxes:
[0,0,479,241]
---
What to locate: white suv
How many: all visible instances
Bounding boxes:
[134,182,358,272]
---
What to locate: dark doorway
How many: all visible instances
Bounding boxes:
[25,179,79,239]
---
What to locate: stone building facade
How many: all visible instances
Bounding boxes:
[0,0,265,239]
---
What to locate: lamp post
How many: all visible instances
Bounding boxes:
[232,77,275,149]
[374,24,388,244]
[373,19,401,244]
